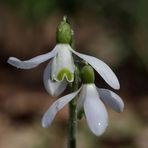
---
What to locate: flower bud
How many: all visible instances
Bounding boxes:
[81,65,95,84]
[56,17,73,44]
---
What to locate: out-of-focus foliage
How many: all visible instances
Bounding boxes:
[20,0,56,23]
[0,0,147,25]
[0,0,56,23]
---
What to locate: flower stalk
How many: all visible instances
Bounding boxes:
[68,69,79,148]
[68,95,77,148]
[68,43,80,148]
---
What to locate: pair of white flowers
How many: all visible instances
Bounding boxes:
[8,43,124,136]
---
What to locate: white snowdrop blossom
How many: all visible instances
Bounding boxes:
[42,83,124,136]
[7,44,74,96]
[7,43,120,96]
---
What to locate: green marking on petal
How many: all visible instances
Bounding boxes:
[57,68,73,82]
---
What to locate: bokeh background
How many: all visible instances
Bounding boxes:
[0,0,148,148]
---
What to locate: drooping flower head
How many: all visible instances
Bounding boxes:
[7,17,75,96]
[7,14,120,96]
[42,65,124,136]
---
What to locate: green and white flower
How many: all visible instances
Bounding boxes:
[41,83,124,136]
[41,65,124,136]
[7,42,120,96]
[7,44,74,96]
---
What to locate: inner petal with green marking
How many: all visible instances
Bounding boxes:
[57,68,74,82]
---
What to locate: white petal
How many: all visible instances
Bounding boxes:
[7,46,58,69]
[76,84,87,112]
[97,88,124,112]
[70,47,120,90]
[52,44,75,82]
[41,88,81,128]
[43,60,67,97]
[83,84,108,136]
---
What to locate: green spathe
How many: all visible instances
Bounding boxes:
[56,18,72,44]
[57,68,73,81]
[81,65,95,84]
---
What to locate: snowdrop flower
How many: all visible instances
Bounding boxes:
[76,84,124,136]
[7,44,74,96]
[7,19,75,97]
[7,16,120,98]
[42,65,124,136]
[7,37,120,97]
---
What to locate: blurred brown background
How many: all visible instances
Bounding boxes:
[0,0,148,148]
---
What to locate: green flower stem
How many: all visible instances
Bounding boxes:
[68,97,77,148]
[68,66,79,148]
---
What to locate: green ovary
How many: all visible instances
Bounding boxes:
[57,68,73,81]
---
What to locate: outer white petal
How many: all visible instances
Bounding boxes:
[52,44,75,82]
[43,60,67,97]
[70,47,120,90]
[83,84,108,136]
[76,84,86,112]
[7,46,58,69]
[97,88,124,112]
[42,88,81,128]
